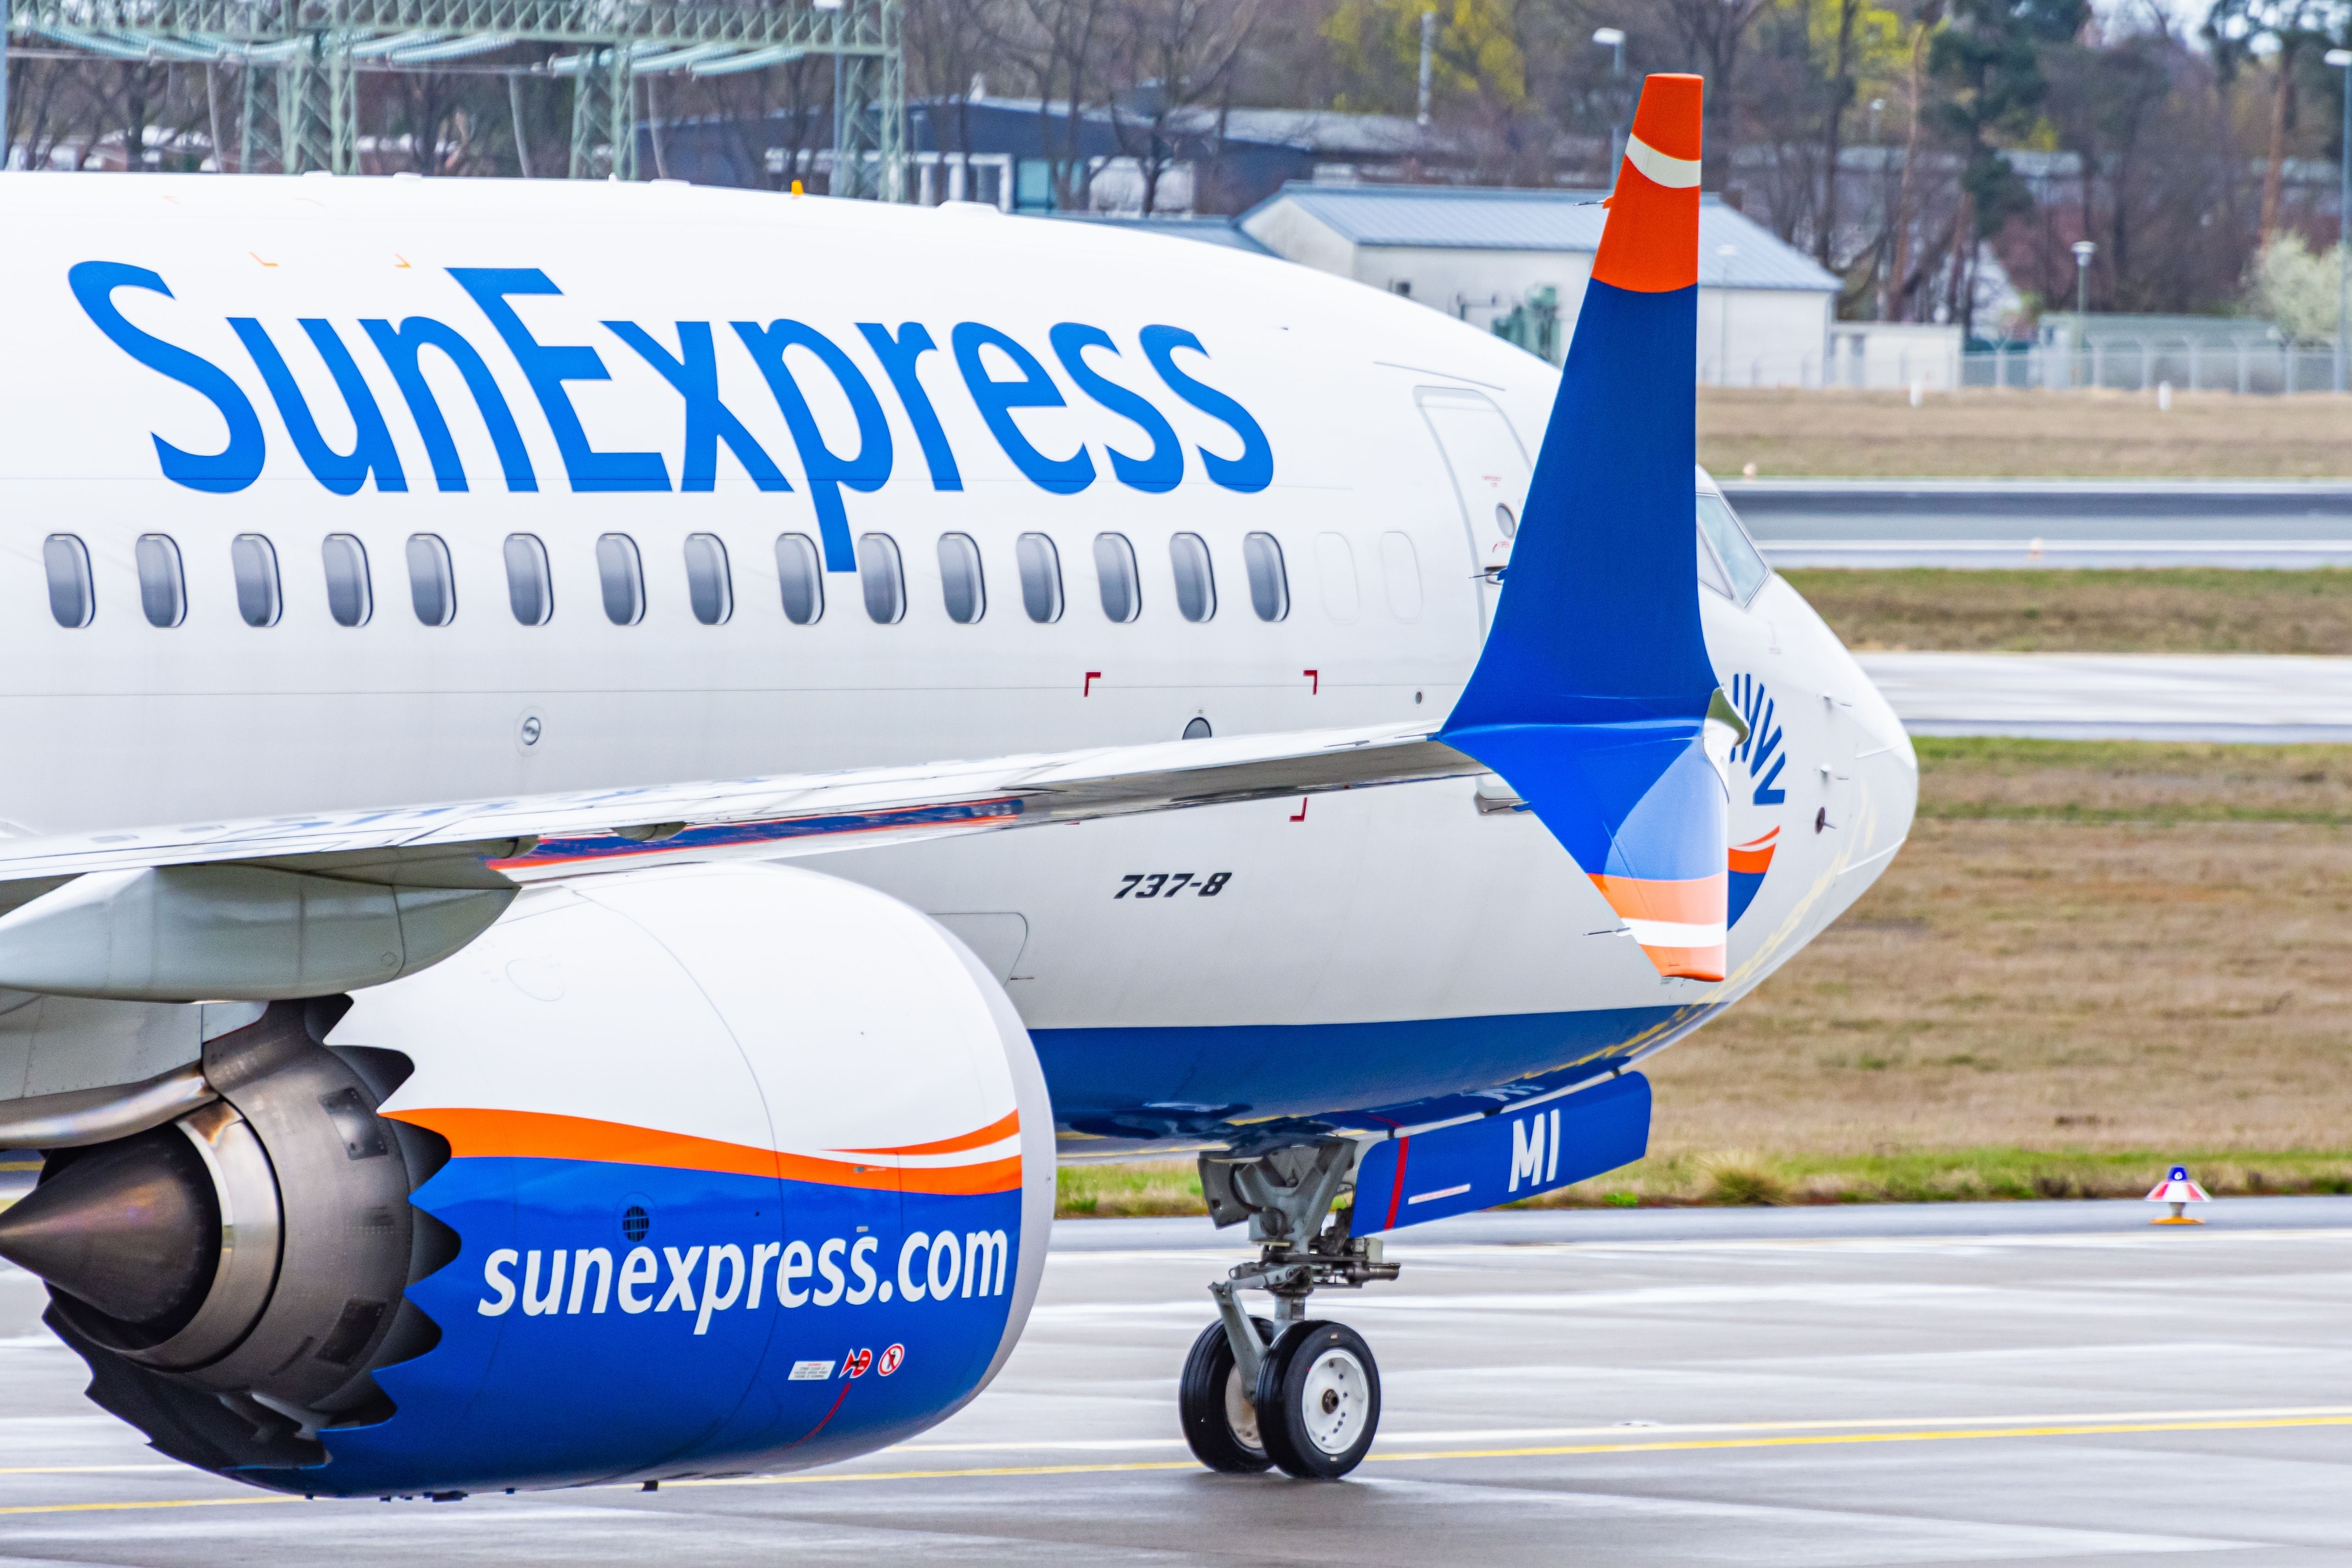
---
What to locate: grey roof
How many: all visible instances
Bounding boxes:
[1045,214,1275,255]
[1164,106,1454,157]
[1244,183,1840,292]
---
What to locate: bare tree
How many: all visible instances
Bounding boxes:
[1103,0,1259,213]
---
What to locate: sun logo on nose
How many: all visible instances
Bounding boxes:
[1725,673,1792,927]
[1726,673,1788,808]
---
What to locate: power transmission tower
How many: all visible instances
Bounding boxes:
[7,0,906,193]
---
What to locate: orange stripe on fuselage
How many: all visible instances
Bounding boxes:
[386,1107,1022,1196]
[1590,872,1727,925]
[836,1109,1020,1157]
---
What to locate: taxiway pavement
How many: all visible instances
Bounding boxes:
[1854,651,2352,742]
[0,1197,2344,1567]
[1721,479,2352,568]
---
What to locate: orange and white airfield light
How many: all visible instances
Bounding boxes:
[2147,1165,2211,1225]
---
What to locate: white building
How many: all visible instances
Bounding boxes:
[1825,321,1965,391]
[1239,182,1840,383]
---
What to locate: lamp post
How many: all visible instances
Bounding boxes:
[2070,238,2096,390]
[2328,48,2352,392]
[1593,27,1626,173]
[1417,11,1436,129]
[1717,243,1738,384]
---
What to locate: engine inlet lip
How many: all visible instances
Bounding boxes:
[116,1101,284,1373]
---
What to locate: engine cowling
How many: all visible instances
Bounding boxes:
[0,863,1054,1495]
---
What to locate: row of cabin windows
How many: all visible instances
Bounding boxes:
[42,529,1295,632]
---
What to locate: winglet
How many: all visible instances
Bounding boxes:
[1592,73,1703,295]
[1438,74,1726,981]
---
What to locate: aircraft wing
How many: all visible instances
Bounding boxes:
[0,722,1485,1002]
[0,721,1481,888]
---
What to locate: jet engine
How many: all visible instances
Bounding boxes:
[0,863,1054,1496]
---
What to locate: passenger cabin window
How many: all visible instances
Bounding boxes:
[502,534,551,626]
[135,534,184,628]
[858,532,905,624]
[1695,491,1771,604]
[231,534,281,627]
[1170,533,1216,623]
[684,533,732,626]
[410,535,457,626]
[1016,532,1063,623]
[1315,533,1359,624]
[938,533,985,625]
[1243,532,1289,622]
[1093,532,1140,623]
[43,534,92,629]
[597,533,645,626]
[1379,531,1423,622]
[322,534,372,627]
[1494,502,1519,539]
[775,534,824,625]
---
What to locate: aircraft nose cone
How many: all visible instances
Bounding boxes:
[0,1126,218,1326]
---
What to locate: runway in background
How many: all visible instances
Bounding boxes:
[1857,652,2352,742]
[1725,479,2352,569]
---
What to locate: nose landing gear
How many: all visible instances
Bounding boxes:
[1177,1138,1397,1479]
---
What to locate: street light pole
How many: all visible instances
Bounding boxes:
[2071,238,2096,390]
[2328,49,2352,393]
[1717,243,1738,384]
[1593,27,1626,173]
[1417,11,1436,129]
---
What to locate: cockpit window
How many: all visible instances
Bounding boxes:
[1695,523,1735,600]
[1696,491,1770,604]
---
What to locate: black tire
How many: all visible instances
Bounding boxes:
[1254,1320,1380,1479]
[1179,1317,1276,1473]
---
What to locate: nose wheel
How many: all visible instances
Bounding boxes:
[1179,1137,1399,1480]
[1179,1316,1275,1472]
[1255,1321,1381,1478]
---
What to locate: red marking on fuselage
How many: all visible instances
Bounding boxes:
[1303,669,1319,695]
[1383,1136,1410,1232]
[1083,671,1103,696]
[1289,798,1309,822]
[783,1381,852,1451]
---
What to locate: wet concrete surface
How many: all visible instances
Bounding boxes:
[0,1198,2345,1566]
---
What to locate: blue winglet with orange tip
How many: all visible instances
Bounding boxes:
[1436,74,1729,981]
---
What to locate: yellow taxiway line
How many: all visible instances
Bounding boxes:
[1,1411,2346,1517]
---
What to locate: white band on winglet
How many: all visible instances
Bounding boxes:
[1624,134,1700,190]
[1623,918,1725,948]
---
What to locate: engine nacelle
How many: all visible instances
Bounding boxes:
[2,863,1054,1495]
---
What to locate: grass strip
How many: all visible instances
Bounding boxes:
[1910,734,2352,825]
[1781,567,2352,656]
[1054,1146,2352,1219]
[1697,386,2352,480]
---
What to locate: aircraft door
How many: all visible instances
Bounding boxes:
[1415,388,1535,627]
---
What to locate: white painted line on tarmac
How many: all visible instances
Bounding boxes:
[887,1404,2352,1455]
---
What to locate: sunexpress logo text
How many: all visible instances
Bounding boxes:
[476,1228,1013,1334]
[67,261,1276,572]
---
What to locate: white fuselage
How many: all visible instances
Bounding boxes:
[0,175,1914,1140]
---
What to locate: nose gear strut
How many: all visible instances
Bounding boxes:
[1180,1138,1398,1479]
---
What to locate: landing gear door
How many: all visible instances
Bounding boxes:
[1416,388,1534,628]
